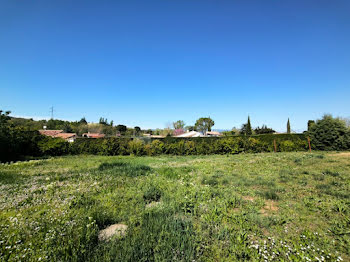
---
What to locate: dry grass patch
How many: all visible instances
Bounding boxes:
[260,200,279,216]
[242,196,255,202]
[328,152,350,157]
[98,224,128,241]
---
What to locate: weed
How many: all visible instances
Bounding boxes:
[143,184,162,203]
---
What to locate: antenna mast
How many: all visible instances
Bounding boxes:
[50,106,54,119]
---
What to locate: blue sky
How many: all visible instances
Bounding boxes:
[1,0,349,132]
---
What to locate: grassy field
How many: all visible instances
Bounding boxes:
[1,152,349,261]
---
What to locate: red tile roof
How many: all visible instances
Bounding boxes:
[82,133,105,138]
[55,133,77,139]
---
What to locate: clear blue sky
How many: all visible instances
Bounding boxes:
[1,0,349,132]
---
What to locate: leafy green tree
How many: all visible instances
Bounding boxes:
[79,117,87,125]
[134,126,141,135]
[194,117,214,135]
[63,122,73,133]
[173,120,185,130]
[240,117,253,135]
[0,110,11,161]
[240,124,247,135]
[186,126,195,131]
[116,125,127,135]
[308,114,350,150]
[255,125,275,134]
[307,120,315,131]
[287,118,291,134]
[240,116,253,136]
[99,117,108,125]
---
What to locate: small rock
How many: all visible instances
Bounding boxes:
[98,224,128,241]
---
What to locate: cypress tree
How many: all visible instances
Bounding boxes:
[246,116,252,135]
[287,118,291,134]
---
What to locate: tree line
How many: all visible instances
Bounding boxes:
[1,109,350,162]
[6,113,292,137]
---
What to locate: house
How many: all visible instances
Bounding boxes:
[150,135,165,138]
[175,131,222,137]
[175,131,202,138]
[55,133,77,143]
[82,132,105,138]
[206,131,222,137]
[143,134,165,138]
[39,129,77,142]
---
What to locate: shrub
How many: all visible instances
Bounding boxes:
[143,184,162,203]
[128,139,145,156]
[245,138,269,153]
[38,137,69,156]
[214,137,242,154]
[147,140,165,155]
[279,140,297,152]
[98,161,152,177]
[308,115,350,150]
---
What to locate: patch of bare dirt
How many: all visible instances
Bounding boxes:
[260,200,279,216]
[328,152,350,157]
[243,196,255,202]
[98,224,128,241]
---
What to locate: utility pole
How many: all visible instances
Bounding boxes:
[50,106,54,119]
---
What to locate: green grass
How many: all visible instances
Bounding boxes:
[1,152,349,261]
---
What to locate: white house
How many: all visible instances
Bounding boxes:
[175,131,202,138]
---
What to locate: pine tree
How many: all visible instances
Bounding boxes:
[246,116,252,135]
[287,118,291,134]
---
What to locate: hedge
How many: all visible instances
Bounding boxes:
[69,134,309,156]
[0,133,313,162]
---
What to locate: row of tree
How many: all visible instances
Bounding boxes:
[236,116,290,136]
[7,116,143,137]
[7,114,290,137]
[171,116,292,136]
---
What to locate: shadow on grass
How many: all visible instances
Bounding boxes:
[97,161,152,177]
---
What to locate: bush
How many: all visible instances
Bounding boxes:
[213,137,242,154]
[308,115,350,151]
[143,184,162,203]
[69,134,309,157]
[279,140,297,152]
[244,138,269,153]
[146,140,165,155]
[128,139,145,156]
[38,137,69,156]
[1,133,311,160]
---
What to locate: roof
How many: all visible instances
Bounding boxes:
[39,130,63,137]
[82,133,105,138]
[175,131,202,138]
[150,135,165,138]
[55,133,77,139]
[207,131,222,136]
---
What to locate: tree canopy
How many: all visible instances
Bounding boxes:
[308,114,350,150]
[116,125,127,135]
[254,125,275,134]
[287,118,291,134]
[194,117,214,135]
[173,120,185,130]
[241,116,252,135]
